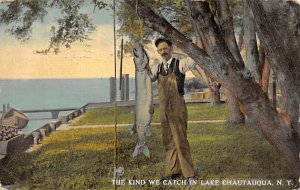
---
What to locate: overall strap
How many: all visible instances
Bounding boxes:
[172,59,179,74]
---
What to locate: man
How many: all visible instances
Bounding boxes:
[149,38,196,180]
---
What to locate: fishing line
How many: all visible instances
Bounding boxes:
[135,0,144,42]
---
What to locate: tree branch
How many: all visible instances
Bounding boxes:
[130,1,211,69]
[216,0,244,66]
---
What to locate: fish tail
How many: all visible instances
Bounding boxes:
[142,145,150,157]
[132,144,150,158]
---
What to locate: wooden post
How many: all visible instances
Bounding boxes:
[110,77,116,102]
[6,104,10,110]
[60,116,69,124]
[120,75,125,101]
[51,111,59,119]
[49,122,56,132]
[124,74,129,100]
[3,104,6,114]
[32,131,40,145]
[39,128,47,138]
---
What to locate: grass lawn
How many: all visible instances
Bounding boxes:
[0,122,294,189]
[69,103,229,126]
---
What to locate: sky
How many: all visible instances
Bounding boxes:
[4,0,299,79]
[0,0,198,79]
[0,0,138,79]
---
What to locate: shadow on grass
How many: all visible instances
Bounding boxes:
[0,123,295,190]
[0,127,167,189]
[188,123,293,179]
[0,130,117,189]
[70,104,229,126]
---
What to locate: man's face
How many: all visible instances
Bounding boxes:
[157,42,172,62]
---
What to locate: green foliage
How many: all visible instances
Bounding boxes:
[0,123,293,189]
[185,78,208,93]
[45,6,95,54]
[0,0,108,53]
[0,0,48,41]
[116,1,152,55]
[69,103,229,126]
[117,0,193,55]
[92,0,107,10]
[0,0,243,54]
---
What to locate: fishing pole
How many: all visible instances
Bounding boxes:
[113,1,126,188]
[113,0,118,189]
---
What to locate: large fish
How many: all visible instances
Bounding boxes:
[131,43,153,158]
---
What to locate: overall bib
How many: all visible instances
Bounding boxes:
[158,60,195,178]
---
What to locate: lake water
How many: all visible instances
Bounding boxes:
[0,78,135,134]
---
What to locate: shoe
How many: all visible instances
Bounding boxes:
[160,173,182,181]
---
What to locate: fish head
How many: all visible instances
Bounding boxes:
[133,43,149,71]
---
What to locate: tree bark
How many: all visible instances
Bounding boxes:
[243,0,262,84]
[215,0,245,123]
[223,87,245,124]
[247,0,300,140]
[258,44,265,82]
[195,36,221,105]
[191,65,207,83]
[261,57,271,94]
[207,76,221,105]
[237,25,244,51]
[259,47,271,93]
[191,65,222,105]
[132,1,300,176]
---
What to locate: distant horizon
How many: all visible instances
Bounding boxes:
[0,1,197,79]
[0,77,134,80]
[0,76,196,80]
[0,1,128,78]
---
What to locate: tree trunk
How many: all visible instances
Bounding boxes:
[243,0,262,83]
[260,48,271,93]
[258,44,265,81]
[191,65,221,104]
[191,65,207,82]
[132,1,300,176]
[247,0,300,140]
[215,0,245,123]
[208,77,221,105]
[223,88,245,124]
[195,36,221,105]
[237,24,244,51]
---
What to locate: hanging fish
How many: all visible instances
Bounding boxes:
[131,43,153,158]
